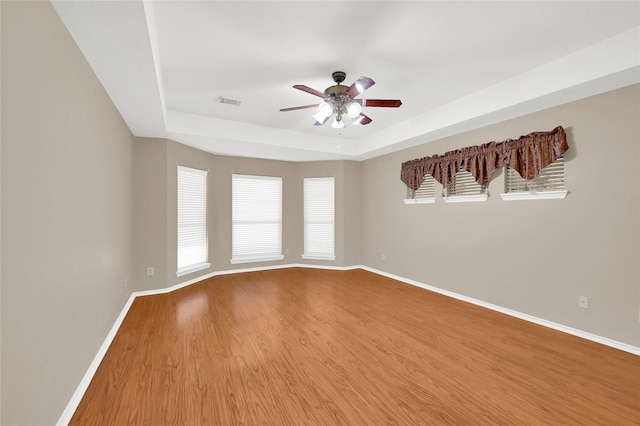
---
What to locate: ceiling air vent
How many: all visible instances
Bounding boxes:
[218,96,242,107]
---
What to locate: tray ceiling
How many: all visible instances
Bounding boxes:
[52,1,640,161]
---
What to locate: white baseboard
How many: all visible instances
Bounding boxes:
[360,265,640,356]
[58,263,639,425]
[56,293,137,425]
[132,263,360,298]
[56,263,359,424]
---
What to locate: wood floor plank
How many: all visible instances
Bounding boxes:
[71,268,640,425]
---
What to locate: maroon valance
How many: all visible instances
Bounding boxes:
[400,126,568,191]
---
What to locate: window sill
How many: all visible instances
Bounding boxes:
[230,255,284,265]
[403,198,436,204]
[176,262,211,277]
[500,190,568,201]
[302,254,336,261]
[443,194,488,203]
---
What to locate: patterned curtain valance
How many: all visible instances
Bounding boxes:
[400,126,569,191]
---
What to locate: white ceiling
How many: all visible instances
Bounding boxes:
[52,1,640,162]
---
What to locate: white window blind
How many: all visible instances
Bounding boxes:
[404,174,436,204]
[177,166,209,276]
[444,169,488,203]
[501,156,567,200]
[232,174,283,264]
[303,177,335,260]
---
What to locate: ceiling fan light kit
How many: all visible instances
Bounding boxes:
[347,102,362,118]
[280,71,402,128]
[318,101,333,117]
[331,118,345,129]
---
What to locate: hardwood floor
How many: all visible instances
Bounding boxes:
[71,268,640,425]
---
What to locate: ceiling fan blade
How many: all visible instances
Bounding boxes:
[314,115,330,126]
[356,113,372,125]
[280,104,319,112]
[293,85,327,98]
[362,99,402,108]
[343,76,375,98]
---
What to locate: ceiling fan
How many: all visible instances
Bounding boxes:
[280,71,402,128]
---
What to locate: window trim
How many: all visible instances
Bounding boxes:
[443,194,488,203]
[444,169,487,203]
[177,262,211,277]
[301,254,337,261]
[176,166,210,277]
[500,190,568,201]
[403,198,436,204]
[231,174,284,264]
[404,173,436,204]
[501,155,567,201]
[303,177,336,261]
[230,255,284,265]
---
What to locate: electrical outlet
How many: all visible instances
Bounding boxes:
[147,267,154,276]
[381,254,386,261]
[285,248,289,255]
[578,296,589,309]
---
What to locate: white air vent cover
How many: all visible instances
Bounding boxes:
[218,96,242,106]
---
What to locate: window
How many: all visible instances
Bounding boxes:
[177,166,210,276]
[404,174,436,204]
[303,177,335,260]
[501,156,567,200]
[444,169,488,203]
[231,174,283,264]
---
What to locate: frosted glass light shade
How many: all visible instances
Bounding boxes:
[312,112,326,122]
[331,117,345,128]
[318,101,333,116]
[347,102,362,118]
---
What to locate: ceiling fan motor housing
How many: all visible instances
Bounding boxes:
[331,71,346,83]
[324,84,348,97]
[325,71,348,97]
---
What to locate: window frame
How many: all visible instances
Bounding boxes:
[404,174,436,204]
[302,177,336,261]
[500,156,568,201]
[176,165,210,277]
[444,169,488,203]
[231,174,284,264]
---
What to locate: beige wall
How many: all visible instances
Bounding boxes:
[1,1,134,424]
[342,161,362,266]
[361,84,640,347]
[2,2,638,424]
[165,141,218,286]
[133,141,362,290]
[294,160,362,266]
[133,138,168,290]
